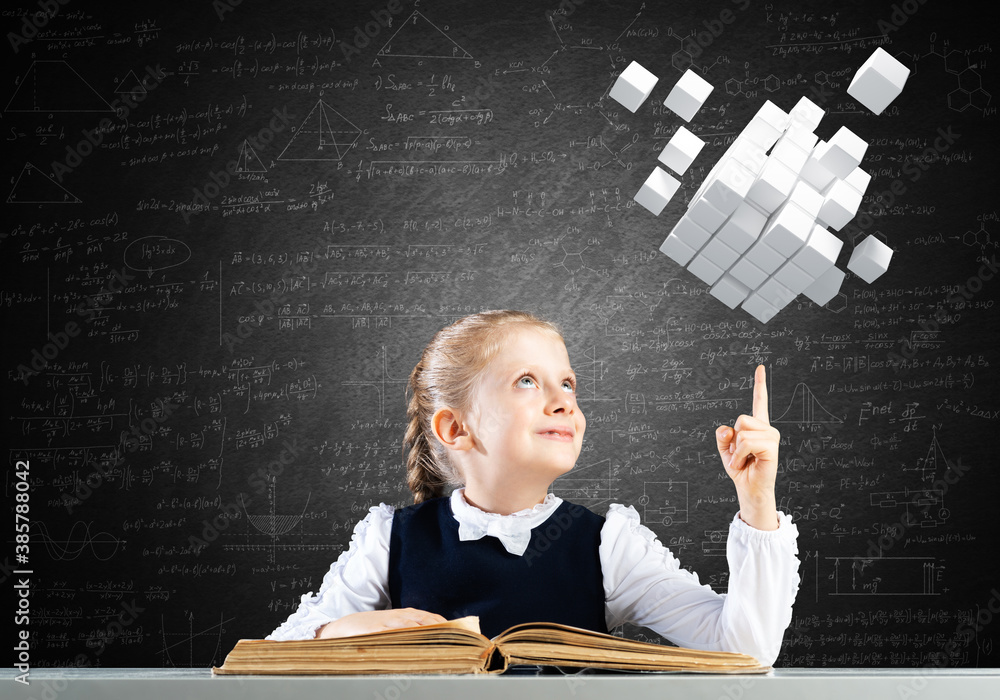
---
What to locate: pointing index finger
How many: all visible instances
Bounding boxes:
[753,364,769,424]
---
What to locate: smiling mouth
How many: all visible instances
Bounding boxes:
[538,431,574,441]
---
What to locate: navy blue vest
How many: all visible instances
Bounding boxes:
[388,496,608,640]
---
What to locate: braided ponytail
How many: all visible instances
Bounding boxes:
[401,309,564,504]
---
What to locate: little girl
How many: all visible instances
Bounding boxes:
[267,310,801,666]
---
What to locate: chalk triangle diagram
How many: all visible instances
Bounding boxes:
[8,163,82,204]
[236,140,267,172]
[771,382,843,425]
[276,100,361,161]
[6,60,115,113]
[377,10,473,60]
[114,70,146,96]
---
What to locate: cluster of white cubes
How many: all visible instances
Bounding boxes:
[658,92,894,323]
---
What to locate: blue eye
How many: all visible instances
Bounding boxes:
[515,372,576,393]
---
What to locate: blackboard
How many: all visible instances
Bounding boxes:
[3,0,998,671]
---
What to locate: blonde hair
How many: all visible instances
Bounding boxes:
[403,310,564,504]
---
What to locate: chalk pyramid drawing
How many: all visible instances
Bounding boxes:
[6,60,114,113]
[8,163,81,204]
[905,427,948,484]
[276,100,361,161]
[377,10,473,60]
[236,140,267,172]
[771,382,843,425]
[114,70,146,96]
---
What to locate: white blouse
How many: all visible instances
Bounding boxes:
[266,488,801,666]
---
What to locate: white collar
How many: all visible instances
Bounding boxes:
[449,487,563,556]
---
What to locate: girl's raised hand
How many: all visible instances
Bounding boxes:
[315,608,448,639]
[715,364,780,531]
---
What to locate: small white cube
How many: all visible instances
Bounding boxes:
[663,69,714,122]
[634,167,680,216]
[799,141,837,191]
[847,235,893,283]
[730,137,768,175]
[761,201,813,257]
[610,60,659,113]
[659,232,698,266]
[788,180,824,220]
[658,125,705,174]
[803,265,846,306]
[790,224,843,277]
[746,158,797,213]
[756,277,797,310]
[687,253,725,285]
[788,96,825,132]
[700,236,741,270]
[717,201,766,252]
[818,178,863,231]
[819,126,868,179]
[773,259,815,295]
[730,256,770,289]
[741,292,779,324]
[783,123,819,151]
[848,47,910,115]
[741,116,783,150]
[670,214,712,251]
[756,100,791,134]
[841,166,872,196]
[770,136,810,175]
[688,196,728,232]
[744,240,786,273]
[702,159,755,215]
[710,273,751,309]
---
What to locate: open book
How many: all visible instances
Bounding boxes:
[212,616,770,675]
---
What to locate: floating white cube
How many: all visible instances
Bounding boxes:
[670,214,712,251]
[610,60,659,113]
[770,135,810,175]
[702,158,755,215]
[744,240,786,274]
[700,236,741,269]
[761,201,813,257]
[817,178,863,231]
[819,126,868,179]
[658,125,705,174]
[663,69,714,122]
[847,235,893,283]
[717,201,766,253]
[742,292,779,323]
[790,224,843,277]
[756,277,797,310]
[799,141,837,191]
[788,180,824,220]
[803,266,846,306]
[659,232,698,266]
[756,100,791,134]
[773,259,815,295]
[710,273,751,309]
[730,257,770,289]
[788,96,825,132]
[688,196,728,232]
[848,47,910,115]
[841,166,872,196]
[687,253,725,285]
[783,123,819,151]
[747,158,797,213]
[634,167,680,216]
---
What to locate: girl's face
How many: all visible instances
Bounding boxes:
[465,327,586,488]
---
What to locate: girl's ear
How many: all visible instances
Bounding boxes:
[431,407,472,451]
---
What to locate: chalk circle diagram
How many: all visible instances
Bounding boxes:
[6,60,115,113]
[124,235,192,275]
[236,139,267,172]
[276,100,362,161]
[8,162,81,204]
[376,10,473,60]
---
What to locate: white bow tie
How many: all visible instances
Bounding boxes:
[457,519,532,556]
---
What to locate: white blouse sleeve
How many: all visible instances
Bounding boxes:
[600,504,801,667]
[266,503,394,641]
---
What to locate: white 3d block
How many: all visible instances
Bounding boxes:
[670,214,712,251]
[664,69,714,122]
[783,123,819,151]
[847,235,893,283]
[634,167,680,216]
[659,232,698,266]
[658,125,705,174]
[841,166,872,196]
[710,273,751,309]
[788,180,824,220]
[610,60,659,113]
[702,159,755,215]
[799,141,837,191]
[730,136,768,175]
[717,201,767,253]
[773,259,815,295]
[744,239,786,274]
[770,136,810,175]
[848,47,910,115]
[756,277,796,310]
[730,257,770,289]
[747,158,797,214]
[818,178,863,231]
[687,253,725,285]
[819,126,868,179]
[761,201,813,257]
[756,100,791,134]
[803,265,846,306]
[688,196,728,232]
[788,96,825,132]
[700,236,741,270]
[790,224,843,277]
[742,292,779,324]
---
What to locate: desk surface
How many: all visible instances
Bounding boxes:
[3,668,1000,700]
